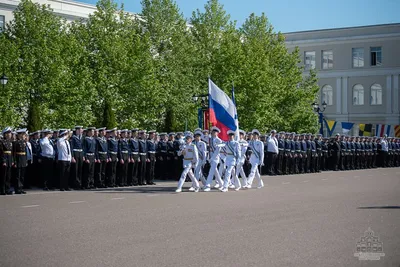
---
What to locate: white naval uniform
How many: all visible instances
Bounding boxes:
[247,139,264,188]
[205,136,224,188]
[193,140,208,186]
[222,140,241,189]
[176,142,199,190]
[235,139,248,186]
[218,146,227,178]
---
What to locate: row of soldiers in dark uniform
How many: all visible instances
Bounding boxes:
[0,126,190,194]
[255,132,399,176]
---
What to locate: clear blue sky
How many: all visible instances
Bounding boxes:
[79,0,400,33]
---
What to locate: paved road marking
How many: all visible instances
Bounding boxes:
[111,197,125,200]
[282,182,291,185]
[69,201,85,204]
[302,180,309,183]
[21,205,40,208]
[322,178,328,181]
[354,176,360,178]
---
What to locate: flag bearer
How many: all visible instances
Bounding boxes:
[220,130,240,192]
[203,127,224,192]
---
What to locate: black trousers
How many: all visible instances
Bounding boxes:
[138,155,147,185]
[41,157,54,189]
[14,167,25,193]
[130,154,140,185]
[107,156,118,187]
[0,165,12,194]
[25,161,33,188]
[267,152,277,175]
[58,161,71,190]
[95,160,107,187]
[83,155,95,188]
[147,154,156,184]
[118,154,129,186]
[70,151,83,188]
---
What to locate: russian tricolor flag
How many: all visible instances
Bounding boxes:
[208,79,239,141]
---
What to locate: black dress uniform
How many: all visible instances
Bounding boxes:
[300,136,307,173]
[30,135,41,187]
[107,134,119,187]
[294,137,301,174]
[360,140,366,169]
[13,134,27,194]
[277,136,285,175]
[315,138,322,173]
[321,140,329,171]
[83,134,96,189]
[310,138,317,173]
[283,137,291,175]
[95,133,108,188]
[305,137,312,173]
[157,136,168,180]
[329,137,340,171]
[372,139,378,168]
[118,136,130,186]
[173,136,183,180]
[146,137,157,185]
[166,135,175,180]
[0,135,13,195]
[138,135,147,185]
[129,134,139,186]
[339,139,347,170]
[70,133,84,189]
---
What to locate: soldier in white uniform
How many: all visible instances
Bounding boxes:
[220,130,241,192]
[235,130,248,189]
[175,134,199,193]
[203,127,224,192]
[191,130,208,189]
[218,145,227,184]
[245,129,265,189]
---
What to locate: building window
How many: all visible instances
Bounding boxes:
[322,50,333,69]
[353,84,364,105]
[370,83,382,105]
[352,48,364,68]
[0,15,5,33]
[304,51,315,70]
[370,47,382,66]
[321,85,333,105]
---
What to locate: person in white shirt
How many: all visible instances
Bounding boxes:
[245,129,265,189]
[175,134,199,193]
[204,127,224,192]
[235,130,248,188]
[220,130,241,192]
[266,130,279,175]
[192,130,208,190]
[40,129,55,190]
[57,129,72,191]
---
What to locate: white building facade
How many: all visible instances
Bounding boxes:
[285,24,400,136]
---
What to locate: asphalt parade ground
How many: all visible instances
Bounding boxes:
[1,168,399,267]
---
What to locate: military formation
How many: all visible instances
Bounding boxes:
[0,125,399,195]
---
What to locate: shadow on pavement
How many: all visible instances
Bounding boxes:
[357,206,400,209]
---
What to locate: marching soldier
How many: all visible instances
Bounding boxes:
[118,129,130,187]
[245,129,264,189]
[129,129,139,186]
[193,130,208,188]
[70,126,84,189]
[106,128,118,187]
[173,132,184,180]
[1,127,14,195]
[236,130,248,187]
[175,133,199,193]
[95,128,108,188]
[203,127,224,191]
[221,130,241,192]
[146,130,157,185]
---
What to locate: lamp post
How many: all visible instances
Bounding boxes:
[192,94,209,129]
[312,101,327,136]
[0,73,8,90]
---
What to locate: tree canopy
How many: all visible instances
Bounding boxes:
[0,0,319,133]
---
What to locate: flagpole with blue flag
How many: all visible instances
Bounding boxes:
[231,82,240,141]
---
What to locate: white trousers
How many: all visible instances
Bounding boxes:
[177,165,199,190]
[235,162,247,186]
[205,161,223,187]
[218,161,226,178]
[247,163,264,187]
[193,161,207,187]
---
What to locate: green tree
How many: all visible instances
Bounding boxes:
[102,99,116,128]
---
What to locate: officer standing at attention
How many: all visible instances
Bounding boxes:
[329,134,341,171]
[29,131,41,187]
[166,133,175,180]
[277,132,285,175]
[1,127,14,195]
[266,130,279,176]
[157,133,168,180]
[95,127,108,188]
[138,130,148,185]
[118,129,130,187]
[129,129,139,186]
[57,129,72,191]
[82,127,96,189]
[13,129,28,194]
[40,129,55,190]
[299,134,307,174]
[70,126,84,189]
[106,128,119,187]
[146,130,157,185]
[294,134,301,174]
[315,134,322,173]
